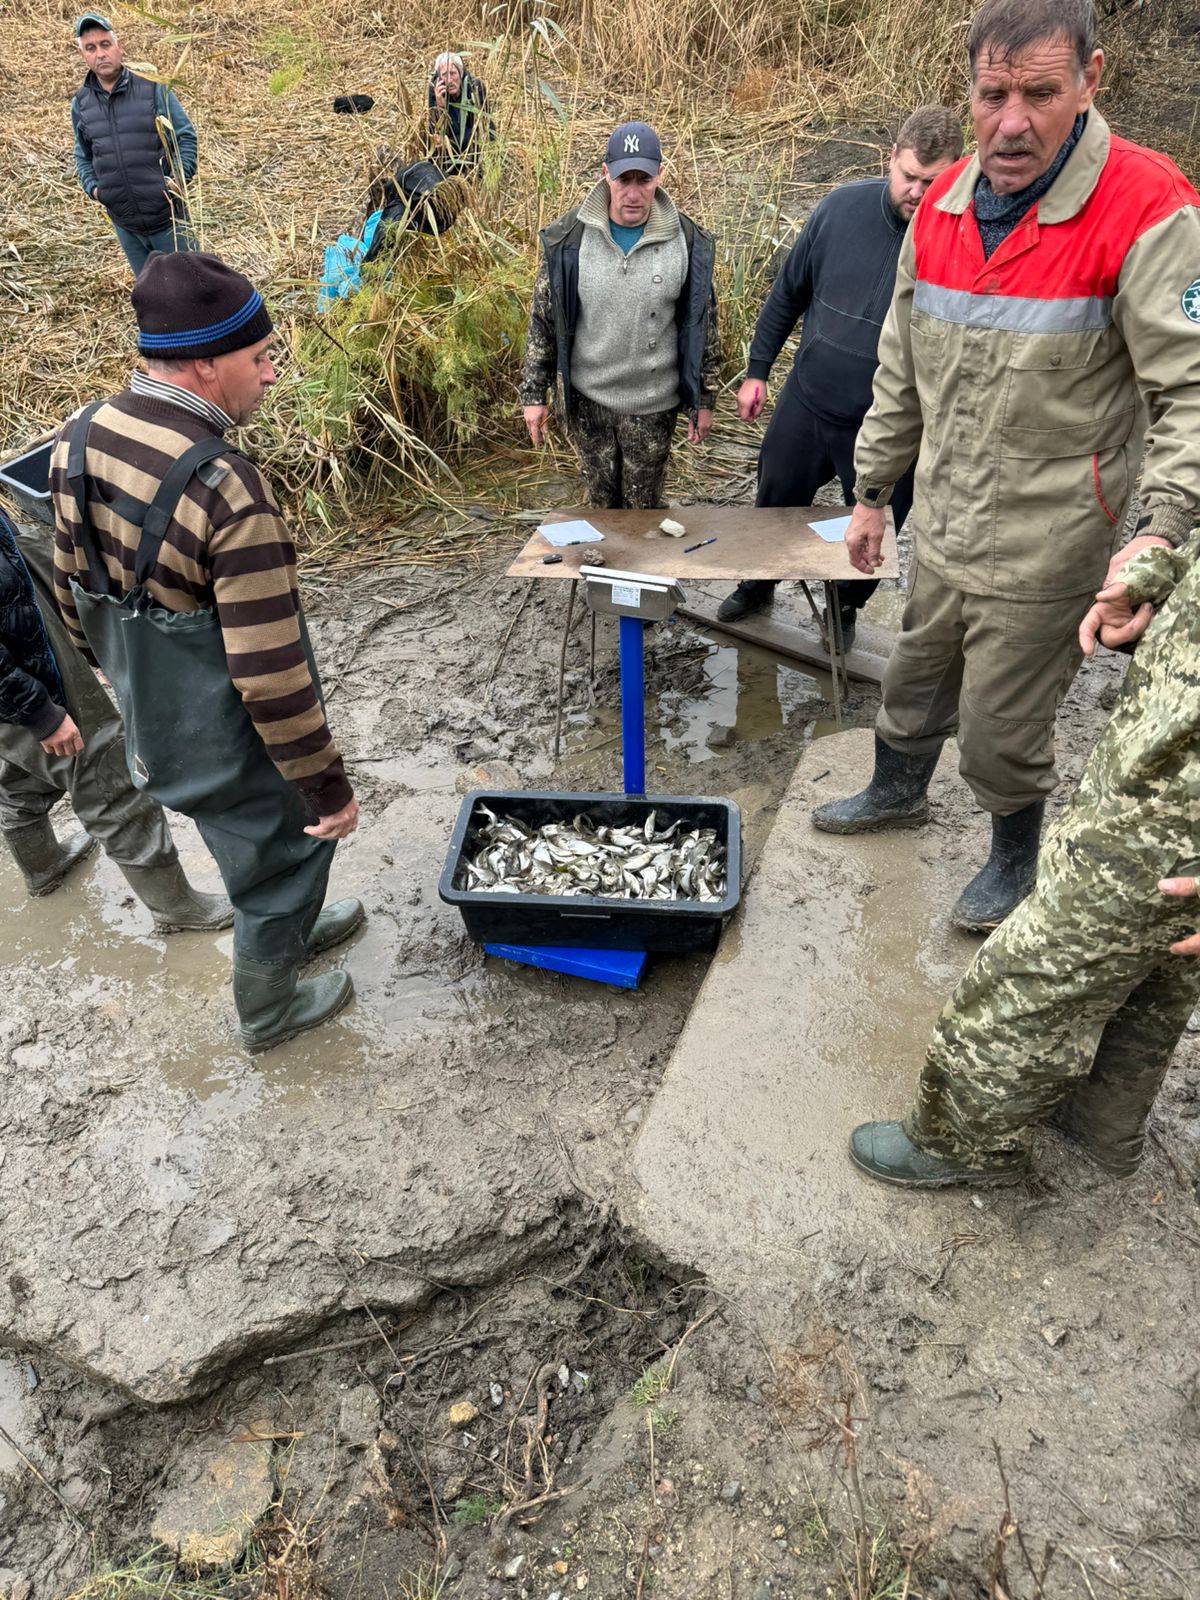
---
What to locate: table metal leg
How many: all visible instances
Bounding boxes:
[799,580,826,640]
[823,581,844,728]
[553,579,578,760]
[589,611,597,693]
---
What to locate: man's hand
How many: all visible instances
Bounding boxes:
[433,79,447,108]
[736,379,766,421]
[39,713,84,759]
[524,405,550,447]
[1160,876,1200,956]
[845,503,886,575]
[687,408,714,445]
[1078,581,1153,657]
[164,177,183,200]
[91,186,100,200]
[304,796,359,841]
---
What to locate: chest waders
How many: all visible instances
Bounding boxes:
[64,402,335,967]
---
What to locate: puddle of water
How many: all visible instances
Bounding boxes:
[563,632,837,771]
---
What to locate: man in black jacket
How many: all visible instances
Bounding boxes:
[520,121,722,509]
[71,13,198,276]
[0,508,229,930]
[719,107,963,640]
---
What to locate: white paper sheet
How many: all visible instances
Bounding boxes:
[538,519,605,547]
[809,515,852,544]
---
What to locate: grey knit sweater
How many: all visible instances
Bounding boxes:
[570,181,690,415]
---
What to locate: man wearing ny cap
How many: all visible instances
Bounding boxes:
[49,253,363,1053]
[520,121,722,508]
[71,12,198,276]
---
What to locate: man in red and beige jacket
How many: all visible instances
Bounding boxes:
[814,0,1200,932]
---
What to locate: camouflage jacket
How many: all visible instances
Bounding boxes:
[520,181,723,417]
[1063,530,1200,877]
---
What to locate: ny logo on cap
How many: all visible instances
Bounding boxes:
[624,134,640,152]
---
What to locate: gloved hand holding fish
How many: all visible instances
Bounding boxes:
[460,805,726,901]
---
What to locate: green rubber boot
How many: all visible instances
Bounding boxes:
[306,897,366,956]
[848,1120,1027,1188]
[118,858,234,933]
[812,733,940,835]
[233,955,354,1054]
[3,817,98,897]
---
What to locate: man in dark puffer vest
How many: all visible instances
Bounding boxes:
[71,12,198,276]
[0,506,230,930]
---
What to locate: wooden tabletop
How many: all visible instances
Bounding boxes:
[505,504,898,583]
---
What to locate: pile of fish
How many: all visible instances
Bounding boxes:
[459,805,727,902]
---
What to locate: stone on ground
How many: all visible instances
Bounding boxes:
[150,1419,276,1569]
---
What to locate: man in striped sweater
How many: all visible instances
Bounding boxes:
[50,252,363,1052]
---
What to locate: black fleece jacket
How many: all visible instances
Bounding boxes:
[0,510,67,741]
[746,177,906,427]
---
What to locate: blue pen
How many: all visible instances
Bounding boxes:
[683,536,717,553]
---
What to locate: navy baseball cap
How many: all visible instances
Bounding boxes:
[605,122,662,178]
[75,12,115,34]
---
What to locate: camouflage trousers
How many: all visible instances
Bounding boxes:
[909,819,1200,1169]
[569,394,677,509]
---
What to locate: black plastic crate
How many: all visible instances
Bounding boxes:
[439,790,741,954]
[0,440,54,526]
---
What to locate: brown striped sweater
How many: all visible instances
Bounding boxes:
[49,389,352,816]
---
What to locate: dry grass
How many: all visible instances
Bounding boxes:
[1,0,1189,566]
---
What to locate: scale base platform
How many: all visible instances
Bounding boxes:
[484,943,648,989]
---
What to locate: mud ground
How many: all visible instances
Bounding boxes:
[3,511,1199,1600]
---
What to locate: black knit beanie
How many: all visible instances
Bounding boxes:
[132,252,274,360]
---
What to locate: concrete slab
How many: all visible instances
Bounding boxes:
[625,727,991,1320]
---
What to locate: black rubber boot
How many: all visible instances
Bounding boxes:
[811,732,940,835]
[3,817,98,897]
[306,897,366,956]
[848,1121,1027,1188]
[119,858,234,933]
[951,802,1044,933]
[233,954,354,1054]
[717,580,777,623]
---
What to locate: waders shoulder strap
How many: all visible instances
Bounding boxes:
[65,399,110,593]
[66,404,244,597]
[136,436,238,587]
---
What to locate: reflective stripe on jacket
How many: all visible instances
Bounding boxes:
[855,111,1200,599]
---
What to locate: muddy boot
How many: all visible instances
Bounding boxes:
[717,580,776,623]
[848,1121,1027,1188]
[118,858,234,933]
[306,897,366,956]
[812,733,940,835]
[952,802,1044,934]
[233,954,354,1054]
[3,817,98,897]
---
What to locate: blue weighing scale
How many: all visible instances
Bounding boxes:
[484,570,686,989]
